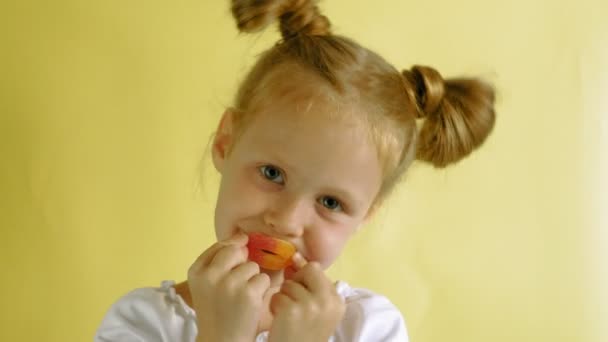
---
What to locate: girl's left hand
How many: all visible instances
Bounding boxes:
[268,259,345,342]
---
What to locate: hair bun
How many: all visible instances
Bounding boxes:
[279,0,330,37]
[231,0,330,38]
[402,65,445,117]
[402,66,496,168]
[231,0,285,33]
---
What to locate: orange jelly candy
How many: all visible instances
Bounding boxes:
[247,233,296,271]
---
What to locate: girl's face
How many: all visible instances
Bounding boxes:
[211,96,383,273]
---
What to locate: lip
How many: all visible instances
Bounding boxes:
[246,232,296,271]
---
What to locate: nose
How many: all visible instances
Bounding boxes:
[263,194,309,238]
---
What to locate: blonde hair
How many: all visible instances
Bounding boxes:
[229,0,496,202]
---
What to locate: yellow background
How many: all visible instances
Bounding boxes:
[1,0,606,341]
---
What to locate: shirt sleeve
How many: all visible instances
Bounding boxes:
[334,287,409,342]
[94,286,197,342]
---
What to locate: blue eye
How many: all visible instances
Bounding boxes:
[259,165,284,184]
[319,196,343,211]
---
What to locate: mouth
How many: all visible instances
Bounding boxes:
[246,232,296,271]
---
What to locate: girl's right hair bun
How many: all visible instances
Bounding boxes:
[402,65,446,117]
[408,67,496,168]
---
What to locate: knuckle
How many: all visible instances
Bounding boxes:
[257,273,270,286]
[187,263,209,281]
[284,303,302,319]
[307,301,321,315]
[219,244,237,257]
[218,273,239,293]
[206,269,222,284]
[216,244,235,257]
[244,285,260,301]
[241,285,263,305]
[281,280,294,290]
[317,293,343,315]
[247,261,260,273]
[227,243,241,253]
[231,243,246,254]
[304,263,322,278]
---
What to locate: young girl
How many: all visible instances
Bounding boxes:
[95,1,495,341]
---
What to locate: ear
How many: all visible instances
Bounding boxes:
[212,109,235,173]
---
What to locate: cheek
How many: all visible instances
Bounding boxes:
[305,224,354,268]
[214,171,268,239]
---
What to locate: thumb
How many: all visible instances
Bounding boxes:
[292,252,308,269]
[284,252,307,280]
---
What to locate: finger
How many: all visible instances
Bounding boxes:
[208,232,249,269]
[291,252,307,270]
[229,261,261,283]
[284,252,306,280]
[248,272,271,294]
[217,231,248,247]
[188,243,225,277]
[280,280,310,302]
[208,244,248,271]
[291,262,330,293]
[270,292,295,315]
[190,233,248,271]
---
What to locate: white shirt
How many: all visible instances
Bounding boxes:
[95,280,409,342]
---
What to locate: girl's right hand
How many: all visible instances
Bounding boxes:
[187,232,270,342]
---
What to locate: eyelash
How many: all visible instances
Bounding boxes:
[259,165,285,184]
[257,165,345,212]
[317,196,343,212]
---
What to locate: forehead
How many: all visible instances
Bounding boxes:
[235,91,383,202]
[247,103,368,166]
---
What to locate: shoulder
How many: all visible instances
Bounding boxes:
[334,281,409,342]
[95,280,197,342]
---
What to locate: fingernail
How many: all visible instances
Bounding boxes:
[292,252,307,268]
